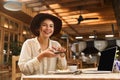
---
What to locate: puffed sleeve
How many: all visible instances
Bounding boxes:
[18,40,40,75]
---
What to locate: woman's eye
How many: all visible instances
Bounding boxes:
[41,23,54,28]
[50,25,54,28]
[42,24,46,26]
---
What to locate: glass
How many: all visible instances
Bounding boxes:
[78,41,87,53]
[3,43,8,63]
[15,34,18,42]
[0,30,1,39]
[116,39,120,47]
[71,43,77,53]
[71,41,87,60]
[10,33,14,42]
[9,21,14,29]
[94,40,108,50]
[9,21,19,30]
[14,23,19,30]
[0,16,1,26]
[10,22,19,30]
[4,43,8,52]
[78,41,88,62]
[22,25,32,41]
[4,31,9,41]
[3,49,7,64]
[0,30,1,55]
[4,18,9,28]
[94,40,108,64]
[71,42,86,53]
[1,16,5,27]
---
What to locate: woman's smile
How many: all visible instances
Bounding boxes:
[40,19,54,38]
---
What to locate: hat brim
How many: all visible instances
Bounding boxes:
[30,13,62,36]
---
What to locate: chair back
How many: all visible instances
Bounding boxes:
[12,56,21,80]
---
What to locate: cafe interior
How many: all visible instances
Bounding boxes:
[0,0,120,80]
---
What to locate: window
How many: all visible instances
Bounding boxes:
[22,25,32,41]
[4,18,9,28]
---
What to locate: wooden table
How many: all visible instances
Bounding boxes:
[23,72,120,80]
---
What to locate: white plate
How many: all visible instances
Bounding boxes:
[48,70,74,74]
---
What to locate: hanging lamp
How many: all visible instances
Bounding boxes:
[3,0,22,11]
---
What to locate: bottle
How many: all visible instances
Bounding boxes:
[73,55,76,60]
[113,59,120,73]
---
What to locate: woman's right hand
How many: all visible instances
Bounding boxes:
[37,48,57,61]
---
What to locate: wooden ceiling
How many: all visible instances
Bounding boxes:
[0,0,119,41]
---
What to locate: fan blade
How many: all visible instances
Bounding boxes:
[84,17,98,20]
[77,15,98,24]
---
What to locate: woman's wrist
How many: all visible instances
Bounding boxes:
[60,53,65,57]
[37,53,44,61]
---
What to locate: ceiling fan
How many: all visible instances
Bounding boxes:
[77,15,99,24]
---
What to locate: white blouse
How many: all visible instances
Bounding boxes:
[18,37,67,76]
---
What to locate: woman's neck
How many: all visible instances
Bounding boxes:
[38,37,49,50]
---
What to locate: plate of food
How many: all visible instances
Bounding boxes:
[48,70,74,74]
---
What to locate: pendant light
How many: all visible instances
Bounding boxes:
[3,0,22,11]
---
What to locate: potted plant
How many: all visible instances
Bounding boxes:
[10,41,22,56]
[8,41,22,66]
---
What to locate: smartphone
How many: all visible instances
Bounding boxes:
[54,51,64,54]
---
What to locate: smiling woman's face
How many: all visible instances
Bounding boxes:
[39,19,54,38]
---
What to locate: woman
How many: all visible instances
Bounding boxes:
[18,13,67,76]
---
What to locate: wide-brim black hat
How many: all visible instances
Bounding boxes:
[30,13,62,36]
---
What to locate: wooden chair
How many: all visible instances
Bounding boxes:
[12,56,21,80]
[0,64,11,80]
[83,56,97,68]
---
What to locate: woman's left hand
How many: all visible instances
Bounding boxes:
[52,46,66,57]
[52,46,66,53]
